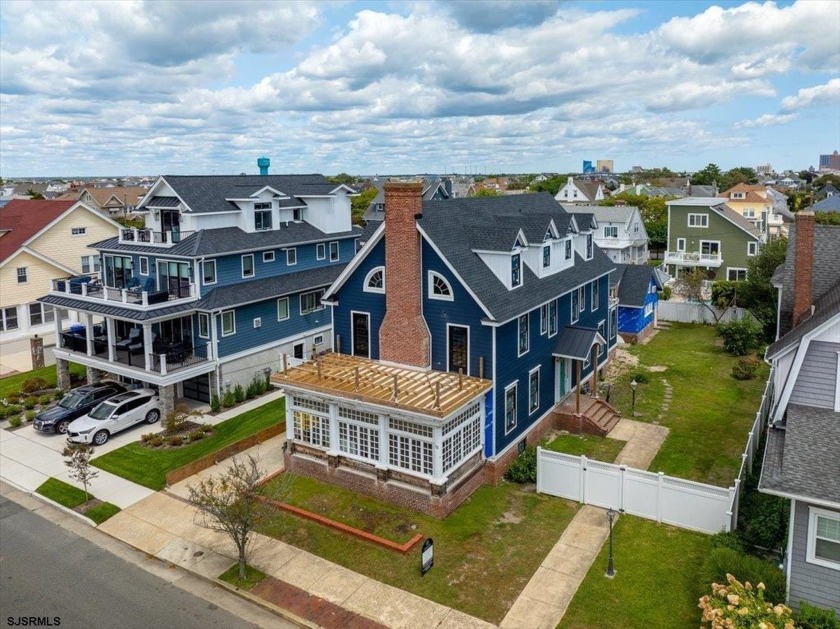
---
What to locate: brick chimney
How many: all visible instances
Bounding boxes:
[792,210,815,328]
[379,182,431,368]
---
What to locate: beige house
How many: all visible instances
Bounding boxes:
[57,186,148,216]
[718,183,774,238]
[0,199,121,372]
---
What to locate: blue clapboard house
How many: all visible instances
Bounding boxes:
[611,263,665,342]
[39,160,361,416]
[275,182,619,516]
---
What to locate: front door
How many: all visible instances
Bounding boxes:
[352,312,370,358]
[555,357,568,402]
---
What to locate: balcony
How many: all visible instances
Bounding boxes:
[58,327,211,377]
[663,251,722,267]
[118,227,195,246]
[49,275,197,309]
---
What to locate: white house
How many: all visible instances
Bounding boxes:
[554,177,605,205]
[563,205,650,264]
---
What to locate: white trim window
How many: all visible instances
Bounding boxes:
[542,245,551,268]
[241,254,255,278]
[727,268,747,281]
[688,213,709,228]
[540,304,548,335]
[16,267,27,284]
[277,297,289,321]
[316,243,326,260]
[300,289,325,314]
[441,401,482,474]
[578,286,586,314]
[263,250,275,263]
[221,310,236,336]
[139,256,149,275]
[604,226,618,238]
[364,267,385,294]
[591,280,599,311]
[71,227,87,236]
[286,248,297,266]
[504,383,518,433]
[1,306,19,331]
[807,507,840,570]
[548,300,558,337]
[292,397,330,449]
[388,419,433,476]
[338,407,379,462]
[254,203,272,231]
[747,242,758,256]
[203,259,217,285]
[197,313,210,338]
[518,314,529,356]
[528,367,540,414]
[511,253,522,287]
[329,241,339,261]
[429,271,453,301]
[565,239,572,260]
[676,238,686,252]
[28,303,55,326]
[571,290,579,324]
[81,255,101,275]
[586,234,593,259]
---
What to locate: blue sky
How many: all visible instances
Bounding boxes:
[0,0,838,177]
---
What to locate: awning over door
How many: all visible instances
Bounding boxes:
[552,326,607,360]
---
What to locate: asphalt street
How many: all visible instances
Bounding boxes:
[0,495,264,629]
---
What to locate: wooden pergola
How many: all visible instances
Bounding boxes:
[271,352,492,419]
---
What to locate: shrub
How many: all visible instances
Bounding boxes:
[738,488,788,552]
[661,285,672,301]
[699,573,794,628]
[795,601,840,629]
[8,415,22,428]
[200,423,214,434]
[23,397,37,410]
[165,403,198,436]
[210,394,221,413]
[7,392,20,403]
[717,318,760,356]
[140,433,156,444]
[189,429,205,441]
[701,547,786,606]
[245,381,257,400]
[233,384,245,404]
[38,394,52,406]
[253,376,267,395]
[167,434,184,447]
[732,357,762,380]
[709,531,747,553]
[6,405,21,415]
[222,390,236,408]
[630,369,650,384]
[148,435,165,448]
[21,377,49,393]
[0,407,8,420]
[53,389,65,401]
[711,280,741,309]
[505,446,537,483]
[25,410,37,422]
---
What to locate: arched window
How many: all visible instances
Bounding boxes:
[363,267,385,293]
[429,271,453,301]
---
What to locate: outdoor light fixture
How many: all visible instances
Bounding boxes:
[631,379,638,416]
[606,508,618,578]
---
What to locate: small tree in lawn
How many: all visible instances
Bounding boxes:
[674,268,724,322]
[63,443,98,502]
[187,455,290,580]
[165,403,203,436]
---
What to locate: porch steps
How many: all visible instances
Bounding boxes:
[552,396,622,437]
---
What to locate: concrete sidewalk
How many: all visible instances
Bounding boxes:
[500,419,669,629]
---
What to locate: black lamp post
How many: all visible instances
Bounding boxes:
[606,508,617,578]
[630,379,638,416]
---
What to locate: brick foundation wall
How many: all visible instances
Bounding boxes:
[483,409,557,484]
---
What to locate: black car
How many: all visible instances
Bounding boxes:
[33,383,126,435]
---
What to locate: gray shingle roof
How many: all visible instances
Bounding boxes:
[552,326,603,360]
[759,404,840,506]
[811,195,840,212]
[417,193,614,323]
[196,264,346,311]
[563,205,638,225]
[155,175,351,214]
[91,224,362,258]
[767,279,840,359]
[611,263,661,308]
[778,224,840,336]
[38,295,196,322]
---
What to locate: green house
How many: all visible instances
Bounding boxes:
[664,198,762,281]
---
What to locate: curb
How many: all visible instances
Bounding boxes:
[2,476,95,527]
[211,574,318,629]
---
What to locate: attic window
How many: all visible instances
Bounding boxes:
[586,234,593,259]
[364,267,385,294]
[542,246,551,268]
[604,226,618,238]
[293,208,302,222]
[544,228,553,241]
[565,240,572,260]
[429,271,453,301]
[511,253,521,288]
[513,236,524,250]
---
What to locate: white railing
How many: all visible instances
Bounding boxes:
[727,368,774,530]
[664,251,723,266]
[118,227,195,246]
[49,277,196,309]
[537,448,735,534]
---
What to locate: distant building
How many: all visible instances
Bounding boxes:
[755,164,774,175]
[818,150,840,172]
[554,177,606,205]
[582,160,595,174]
[596,160,614,174]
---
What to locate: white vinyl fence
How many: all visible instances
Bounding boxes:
[537,450,735,533]
[657,301,750,324]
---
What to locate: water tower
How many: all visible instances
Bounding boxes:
[257,157,270,176]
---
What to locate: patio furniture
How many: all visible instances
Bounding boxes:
[116,328,141,350]
[129,332,156,355]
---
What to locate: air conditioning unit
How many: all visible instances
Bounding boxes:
[253,317,262,329]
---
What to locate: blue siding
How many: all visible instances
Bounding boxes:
[617,278,658,335]
[422,240,491,378]
[332,238,386,359]
[102,252,193,291]
[215,290,329,358]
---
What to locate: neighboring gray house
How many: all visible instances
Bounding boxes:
[811,195,840,213]
[563,204,650,264]
[759,211,840,617]
[363,178,452,222]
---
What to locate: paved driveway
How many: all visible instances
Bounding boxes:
[0,419,154,508]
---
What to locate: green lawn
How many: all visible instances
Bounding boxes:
[218,564,266,591]
[35,478,121,524]
[260,473,578,624]
[558,516,710,629]
[0,363,86,398]
[92,397,285,490]
[607,323,769,486]
[543,433,626,463]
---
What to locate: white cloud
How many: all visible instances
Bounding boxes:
[735,113,798,128]
[780,78,840,112]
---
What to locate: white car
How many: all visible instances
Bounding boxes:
[67,388,161,446]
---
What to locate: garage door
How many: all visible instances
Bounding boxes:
[182,374,210,403]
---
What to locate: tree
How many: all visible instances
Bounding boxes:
[63,443,99,501]
[474,188,501,197]
[165,403,202,436]
[814,211,840,225]
[350,187,377,225]
[27,189,45,200]
[674,268,724,321]
[600,192,669,252]
[691,163,723,186]
[740,238,787,341]
[188,455,289,580]
[328,173,354,186]
[529,175,568,196]
[719,167,758,191]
